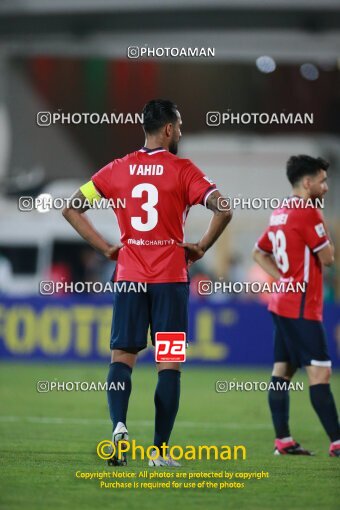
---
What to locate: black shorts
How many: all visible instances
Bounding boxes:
[271,312,331,369]
[110,281,189,353]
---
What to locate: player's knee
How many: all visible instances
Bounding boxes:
[272,363,293,380]
[322,367,332,383]
[111,349,137,368]
[157,362,181,372]
[308,366,332,385]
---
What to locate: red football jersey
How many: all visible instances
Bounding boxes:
[256,197,330,321]
[92,147,216,283]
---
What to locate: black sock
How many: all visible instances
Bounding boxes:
[107,362,132,430]
[154,369,181,453]
[309,384,340,442]
[268,376,290,439]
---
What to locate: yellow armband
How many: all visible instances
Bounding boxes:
[80,181,101,205]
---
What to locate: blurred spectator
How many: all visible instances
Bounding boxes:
[0,254,12,294]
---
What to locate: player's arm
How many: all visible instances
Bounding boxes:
[316,244,334,266]
[252,247,281,280]
[62,183,121,260]
[178,190,232,265]
[316,223,335,266]
[302,209,335,267]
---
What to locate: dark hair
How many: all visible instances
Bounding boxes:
[142,99,178,134]
[286,155,329,186]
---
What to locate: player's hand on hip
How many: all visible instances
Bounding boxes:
[177,242,205,267]
[104,244,123,261]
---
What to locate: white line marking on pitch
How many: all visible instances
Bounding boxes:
[0,416,272,429]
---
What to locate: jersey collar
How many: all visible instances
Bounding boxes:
[139,146,167,155]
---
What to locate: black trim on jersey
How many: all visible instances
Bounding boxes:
[312,239,330,253]
[299,283,307,318]
[111,265,117,283]
[201,185,217,206]
[141,146,165,153]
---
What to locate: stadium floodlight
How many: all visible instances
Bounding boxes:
[256,56,276,74]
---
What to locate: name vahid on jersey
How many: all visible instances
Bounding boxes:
[129,164,164,175]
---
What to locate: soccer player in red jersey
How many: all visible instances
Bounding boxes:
[253,155,340,457]
[63,99,232,466]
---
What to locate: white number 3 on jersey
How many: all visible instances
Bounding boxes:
[268,230,289,273]
[131,183,158,232]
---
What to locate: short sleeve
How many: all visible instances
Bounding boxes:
[91,161,114,199]
[181,160,217,207]
[256,227,273,254]
[300,207,330,253]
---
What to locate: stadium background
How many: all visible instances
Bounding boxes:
[0,2,339,510]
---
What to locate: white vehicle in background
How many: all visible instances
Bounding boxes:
[0,180,119,296]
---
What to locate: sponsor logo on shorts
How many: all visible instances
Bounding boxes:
[155,332,186,362]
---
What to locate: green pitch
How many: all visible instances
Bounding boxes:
[0,363,339,510]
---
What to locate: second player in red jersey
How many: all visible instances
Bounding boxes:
[256,197,329,321]
[253,155,340,458]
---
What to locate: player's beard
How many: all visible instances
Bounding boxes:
[169,139,179,155]
[309,192,325,205]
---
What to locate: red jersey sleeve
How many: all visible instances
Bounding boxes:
[91,161,115,199]
[181,160,216,207]
[256,227,273,254]
[299,207,330,253]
